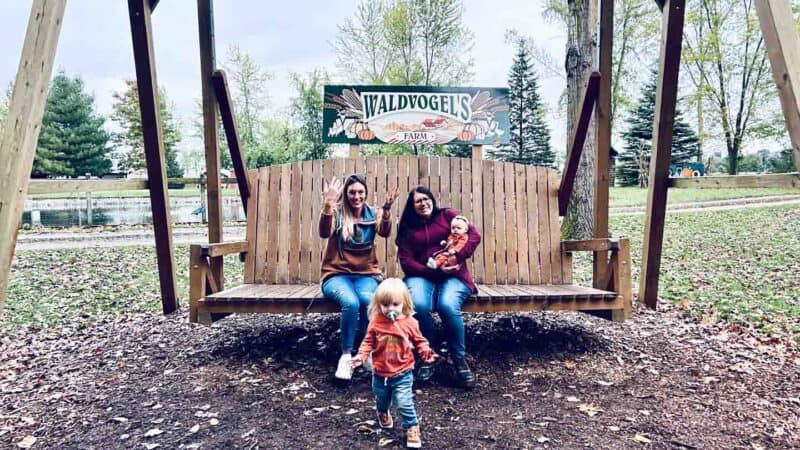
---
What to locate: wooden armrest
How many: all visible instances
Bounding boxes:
[193,240,249,258]
[561,238,619,253]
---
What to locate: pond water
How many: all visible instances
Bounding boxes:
[20,202,246,228]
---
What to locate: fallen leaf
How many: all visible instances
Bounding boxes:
[188,424,200,434]
[566,396,580,402]
[536,436,550,443]
[111,417,129,423]
[344,408,359,415]
[209,418,219,426]
[596,380,614,387]
[356,424,374,433]
[633,433,652,444]
[143,444,160,450]
[608,426,620,432]
[17,436,36,449]
[577,403,602,417]
[378,437,395,446]
[144,428,163,437]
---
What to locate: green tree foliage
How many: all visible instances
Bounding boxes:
[289,70,331,161]
[334,0,473,86]
[194,45,272,170]
[33,72,111,178]
[334,0,474,156]
[224,45,271,165]
[110,79,183,177]
[617,72,700,187]
[541,0,660,127]
[766,148,796,173]
[492,39,554,166]
[682,0,776,174]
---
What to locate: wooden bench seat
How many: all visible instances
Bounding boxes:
[198,283,621,315]
[189,156,632,325]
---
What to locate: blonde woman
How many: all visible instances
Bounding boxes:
[319,173,399,380]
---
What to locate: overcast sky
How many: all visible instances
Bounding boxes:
[1,1,568,154]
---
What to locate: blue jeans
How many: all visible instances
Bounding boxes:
[405,276,471,363]
[321,274,378,353]
[373,370,417,430]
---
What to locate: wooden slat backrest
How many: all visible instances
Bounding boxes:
[245,157,566,286]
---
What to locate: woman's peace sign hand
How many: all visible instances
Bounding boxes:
[323,177,343,208]
[382,186,400,210]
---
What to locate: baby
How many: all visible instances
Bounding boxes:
[426,215,470,270]
[350,278,437,448]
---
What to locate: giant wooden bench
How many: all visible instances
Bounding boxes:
[189,156,631,325]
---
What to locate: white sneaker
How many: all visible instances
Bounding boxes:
[335,353,353,380]
[363,354,374,372]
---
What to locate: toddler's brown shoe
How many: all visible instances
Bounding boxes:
[406,425,421,448]
[377,410,393,429]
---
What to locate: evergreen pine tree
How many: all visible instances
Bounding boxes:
[33,72,111,177]
[617,71,700,187]
[111,80,184,177]
[493,39,553,166]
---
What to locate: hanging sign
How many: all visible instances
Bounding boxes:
[323,85,510,145]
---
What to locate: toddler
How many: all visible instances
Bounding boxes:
[350,278,437,448]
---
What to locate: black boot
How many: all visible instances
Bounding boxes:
[454,359,476,389]
[416,363,434,382]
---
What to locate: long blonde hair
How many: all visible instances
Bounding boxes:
[338,174,369,242]
[368,278,415,319]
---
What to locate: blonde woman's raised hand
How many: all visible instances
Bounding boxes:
[322,177,343,208]
[382,186,400,209]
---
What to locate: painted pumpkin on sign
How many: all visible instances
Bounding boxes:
[350,121,368,135]
[458,129,475,141]
[357,128,375,140]
[458,123,480,141]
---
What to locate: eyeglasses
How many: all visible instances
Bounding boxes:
[414,197,432,205]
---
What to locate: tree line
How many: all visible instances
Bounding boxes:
[0,0,794,182]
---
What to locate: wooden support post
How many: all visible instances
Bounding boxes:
[611,238,632,321]
[593,0,613,288]
[128,0,179,314]
[472,145,483,160]
[349,144,360,158]
[0,0,66,313]
[211,69,250,215]
[559,72,600,216]
[640,0,686,309]
[756,0,800,172]
[198,0,224,289]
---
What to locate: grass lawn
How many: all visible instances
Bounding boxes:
[4,204,800,346]
[610,186,800,207]
[29,186,800,205]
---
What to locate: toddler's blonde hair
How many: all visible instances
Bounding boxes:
[368,278,415,319]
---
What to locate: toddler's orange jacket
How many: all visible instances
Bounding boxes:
[356,314,434,378]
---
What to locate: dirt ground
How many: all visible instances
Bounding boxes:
[1,303,798,450]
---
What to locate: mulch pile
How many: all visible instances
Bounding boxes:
[2,303,798,449]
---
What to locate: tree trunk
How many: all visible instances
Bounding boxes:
[562,0,598,240]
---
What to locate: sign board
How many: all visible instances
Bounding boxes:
[323,85,510,145]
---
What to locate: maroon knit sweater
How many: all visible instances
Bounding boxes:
[397,208,482,292]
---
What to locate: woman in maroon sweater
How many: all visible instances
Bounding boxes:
[396,186,481,388]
